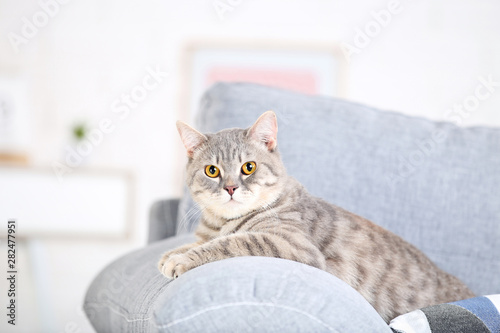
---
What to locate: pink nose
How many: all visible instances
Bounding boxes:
[224,185,239,196]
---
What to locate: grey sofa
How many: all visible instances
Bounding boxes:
[84,83,500,332]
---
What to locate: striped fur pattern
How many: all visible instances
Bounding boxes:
[158,111,474,322]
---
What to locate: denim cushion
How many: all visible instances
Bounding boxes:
[176,82,500,295]
[84,235,392,333]
[84,234,196,332]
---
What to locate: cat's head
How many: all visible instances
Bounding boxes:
[177,111,287,220]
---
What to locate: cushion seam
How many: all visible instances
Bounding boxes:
[84,301,152,323]
[157,301,344,332]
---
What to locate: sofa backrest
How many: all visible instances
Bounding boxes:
[177,82,500,295]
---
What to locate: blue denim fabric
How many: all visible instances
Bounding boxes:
[85,234,391,333]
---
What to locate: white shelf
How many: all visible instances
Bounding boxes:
[0,166,134,238]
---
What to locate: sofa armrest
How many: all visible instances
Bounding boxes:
[148,199,180,244]
[84,234,392,332]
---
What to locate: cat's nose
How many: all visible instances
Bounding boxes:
[224,185,239,196]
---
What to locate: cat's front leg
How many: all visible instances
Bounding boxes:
[157,242,202,273]
[160,232,326,279]
[159,252,196,279]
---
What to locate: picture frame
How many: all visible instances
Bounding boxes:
[178,39,348,123]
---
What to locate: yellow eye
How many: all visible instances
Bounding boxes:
[205,165,220,178]
[241,161,257,175]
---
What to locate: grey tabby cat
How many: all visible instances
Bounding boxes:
[158,111,474,322]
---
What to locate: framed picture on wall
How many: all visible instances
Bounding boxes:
[179,40,348,123]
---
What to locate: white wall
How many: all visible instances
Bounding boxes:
[0,0,499,332]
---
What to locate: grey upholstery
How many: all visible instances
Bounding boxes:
[85,82,500,332]
[176,82,500,295]
[148,199,180,243]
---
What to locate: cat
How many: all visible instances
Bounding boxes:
[158,111,475,322]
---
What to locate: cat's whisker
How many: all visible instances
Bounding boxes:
[177,203,206,233]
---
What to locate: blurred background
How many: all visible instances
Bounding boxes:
[0,0,499,332]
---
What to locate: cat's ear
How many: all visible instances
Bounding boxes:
[176,121,208,157]
[247,111,278,151]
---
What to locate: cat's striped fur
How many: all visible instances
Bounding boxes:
[158,111,474,322]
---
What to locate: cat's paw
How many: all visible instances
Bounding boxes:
[158,253,192,279]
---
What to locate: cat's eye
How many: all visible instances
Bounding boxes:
[241,161,257,175]
[205,165,220,178]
